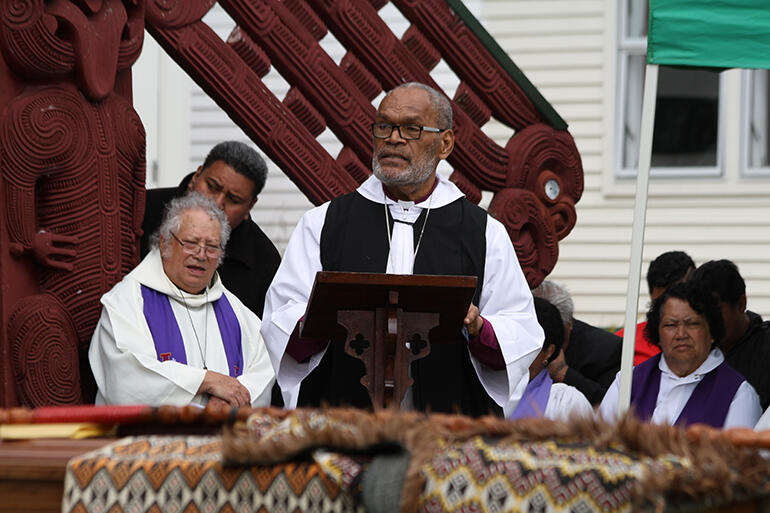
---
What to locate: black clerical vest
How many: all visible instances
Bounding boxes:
[297,191,503,417]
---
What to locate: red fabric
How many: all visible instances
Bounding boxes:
[467,317,505,370]
[615,321,660,366]
[30,405,153,424]
[286,319,329,362]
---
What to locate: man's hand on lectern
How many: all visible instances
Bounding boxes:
[464,304,484,338]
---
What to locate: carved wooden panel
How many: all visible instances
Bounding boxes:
[0,1,146,406]
[145,0,583,287]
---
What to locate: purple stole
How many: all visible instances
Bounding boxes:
[510,368,552,420]
[141,285,243,377]
[630,352,744,427]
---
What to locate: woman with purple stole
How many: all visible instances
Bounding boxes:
[89,193,275,408]
[599,281,761,428]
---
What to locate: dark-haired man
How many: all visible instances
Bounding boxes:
[691,259,770,410]
[141,141,281,319]
[616,250,695,364]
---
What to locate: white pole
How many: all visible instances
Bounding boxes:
[618,63,659,415]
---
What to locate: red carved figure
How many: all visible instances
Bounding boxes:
[0,0,145,406]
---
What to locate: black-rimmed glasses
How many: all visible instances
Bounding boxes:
[171,232,223,258]
[371,123,447,140]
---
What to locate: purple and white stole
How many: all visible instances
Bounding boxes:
[141,285,244,377]
[630,353,744,427]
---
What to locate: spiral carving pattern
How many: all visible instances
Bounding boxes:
[0,1,75,78]
[9,294,82,406]
[1,87,91,178]
[3,0,41,28]
[505,123,583,240]
[488,188,557,288]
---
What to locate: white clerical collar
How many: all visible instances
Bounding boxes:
[356,173,464,209]
[130,248,224,306]
[658,347,724,382]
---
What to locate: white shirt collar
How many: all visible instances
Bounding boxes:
[356,173,465,209]
[130,248,224,306]
[658,347,725,383]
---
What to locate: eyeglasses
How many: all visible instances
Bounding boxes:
[171,232,223,258]
[371,123,447,140]
[661,319,705,332]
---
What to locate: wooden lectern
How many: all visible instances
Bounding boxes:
[301,272,477,410]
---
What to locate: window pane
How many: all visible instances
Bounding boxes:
[622,55,645,168]
[653,67,718,167]
[622,58,719,169]
[626,0,649,39]
[749,69,770,168]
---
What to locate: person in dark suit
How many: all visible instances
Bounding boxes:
[691,259,770,411]
[532,280,621,405]
[141,141,280,319]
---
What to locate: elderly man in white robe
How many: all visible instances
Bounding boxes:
[89,193,274,408]
[262,82,544,417]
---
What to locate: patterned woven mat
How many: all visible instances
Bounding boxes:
[63,435,363,513]
[419,436,645,513]
[223,409,770,513]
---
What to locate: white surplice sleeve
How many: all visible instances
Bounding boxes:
[755,405,770,431]
[724,381,762,429]
[261,203,330,408]
[227,290,276,407]
[475,216,544,416]
[598,373,621,422]
[88,279,207,405]
[544,383,595,421]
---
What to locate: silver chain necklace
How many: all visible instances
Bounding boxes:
[384,191,433,273]
[174,284,209,370]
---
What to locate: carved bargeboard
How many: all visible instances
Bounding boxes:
[145,0,583,287]
[0,1,146,406]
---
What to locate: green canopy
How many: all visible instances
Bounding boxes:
[647,0,770,69]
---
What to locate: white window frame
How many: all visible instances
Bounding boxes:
[741,69,770,177]
[615,0,725,179]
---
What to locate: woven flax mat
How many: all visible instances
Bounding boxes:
[63,434,363,513]
[223,409,770,513]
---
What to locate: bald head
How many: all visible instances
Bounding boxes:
[385,82,452,130]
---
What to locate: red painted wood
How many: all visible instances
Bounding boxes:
[0,1,146,406]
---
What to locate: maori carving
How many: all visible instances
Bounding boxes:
[221,0,377,167]
[488,188,558,287]
[146,0,360,204]
[0,1,145,406]
[143,0,583,286]
[506,124,583,241]
[393,0,543,130]
[144,0,217,29]
[9,295,82,405]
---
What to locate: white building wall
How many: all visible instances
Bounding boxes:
[487,0,770,327]
[134,1,770,328]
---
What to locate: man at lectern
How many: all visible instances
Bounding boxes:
[261,82,543,417]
